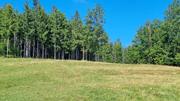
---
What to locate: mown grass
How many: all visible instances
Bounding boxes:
[0,57,180,101]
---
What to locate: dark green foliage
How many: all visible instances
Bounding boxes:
[49,7,68,59]
[175,53,180,65]
[100,43,113,62]
[0,1,122,63]
[125,0,180,66]
[0,5,19,57]
[124,46,141,64]
[71,11,84,60]
[112,40,122,63]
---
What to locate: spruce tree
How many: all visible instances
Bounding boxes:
[71,11,83,60]
[112,40,123,63]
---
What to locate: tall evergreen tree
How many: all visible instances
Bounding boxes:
[37,8,49,58]
[22,3,35,57]
[85,4,106,61]
[1,5,18,57]
[50,7,68,59]
[71,11,83,60]
[112,40,122,63]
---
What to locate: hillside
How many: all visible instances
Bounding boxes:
[0,58,180,101]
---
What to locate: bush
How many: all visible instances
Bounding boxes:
[175,53,180,66]
[0,42,5,56]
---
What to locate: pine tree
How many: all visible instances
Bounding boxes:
[85,4,105,61]
[50,7,68,59]
[33,0,40,58]
[112,40,122,63]
[101,43,113,62]
[0,8,5,55]
[22,3,35,57]
[1,5,18,57]
[37,8,49,58]
[71,11,83,60]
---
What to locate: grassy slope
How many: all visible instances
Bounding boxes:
[0,58,180,101]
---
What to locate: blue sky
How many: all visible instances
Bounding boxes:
[0,0,173,47]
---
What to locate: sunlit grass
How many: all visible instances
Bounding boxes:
[0,58,179,101]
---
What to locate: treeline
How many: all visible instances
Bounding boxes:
[0,0,123,63]
[0,0,179,66]
[124,0,180,66]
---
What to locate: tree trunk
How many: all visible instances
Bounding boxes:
[86,50,88,61]
[36,40,39,58]
[42,43,44,58]
[28,41,31,57]
[21,40,23,58]
[25,37,28,58]
[54,43,56,59]
[45,47,47,58]
[102,56,104,62]
[122,49,125,64]
[71,50,74,60]
[71,51,74,60]
[96,54,99,61]
[13,33,17,57]
[98,55,100,61]
[58,51,61,59]
[95,54,97,61]
[32,40,35,58]
[23,40,25,57]
[78,49,80,60]
[6,37,9,57]
[61,50,64,60]
[68,52,71,60]
[82,47,85,60]
[19,40,22,57]
[88,52,90,61]
[76,48,78,60]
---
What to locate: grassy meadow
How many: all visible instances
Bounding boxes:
[0,58,180,101]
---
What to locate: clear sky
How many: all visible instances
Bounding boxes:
[0,0,173,47]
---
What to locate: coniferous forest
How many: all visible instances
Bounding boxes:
[0,0,179,66]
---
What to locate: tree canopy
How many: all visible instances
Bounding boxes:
[125,0,180,66]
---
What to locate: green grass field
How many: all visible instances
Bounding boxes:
[0,58,180,101]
